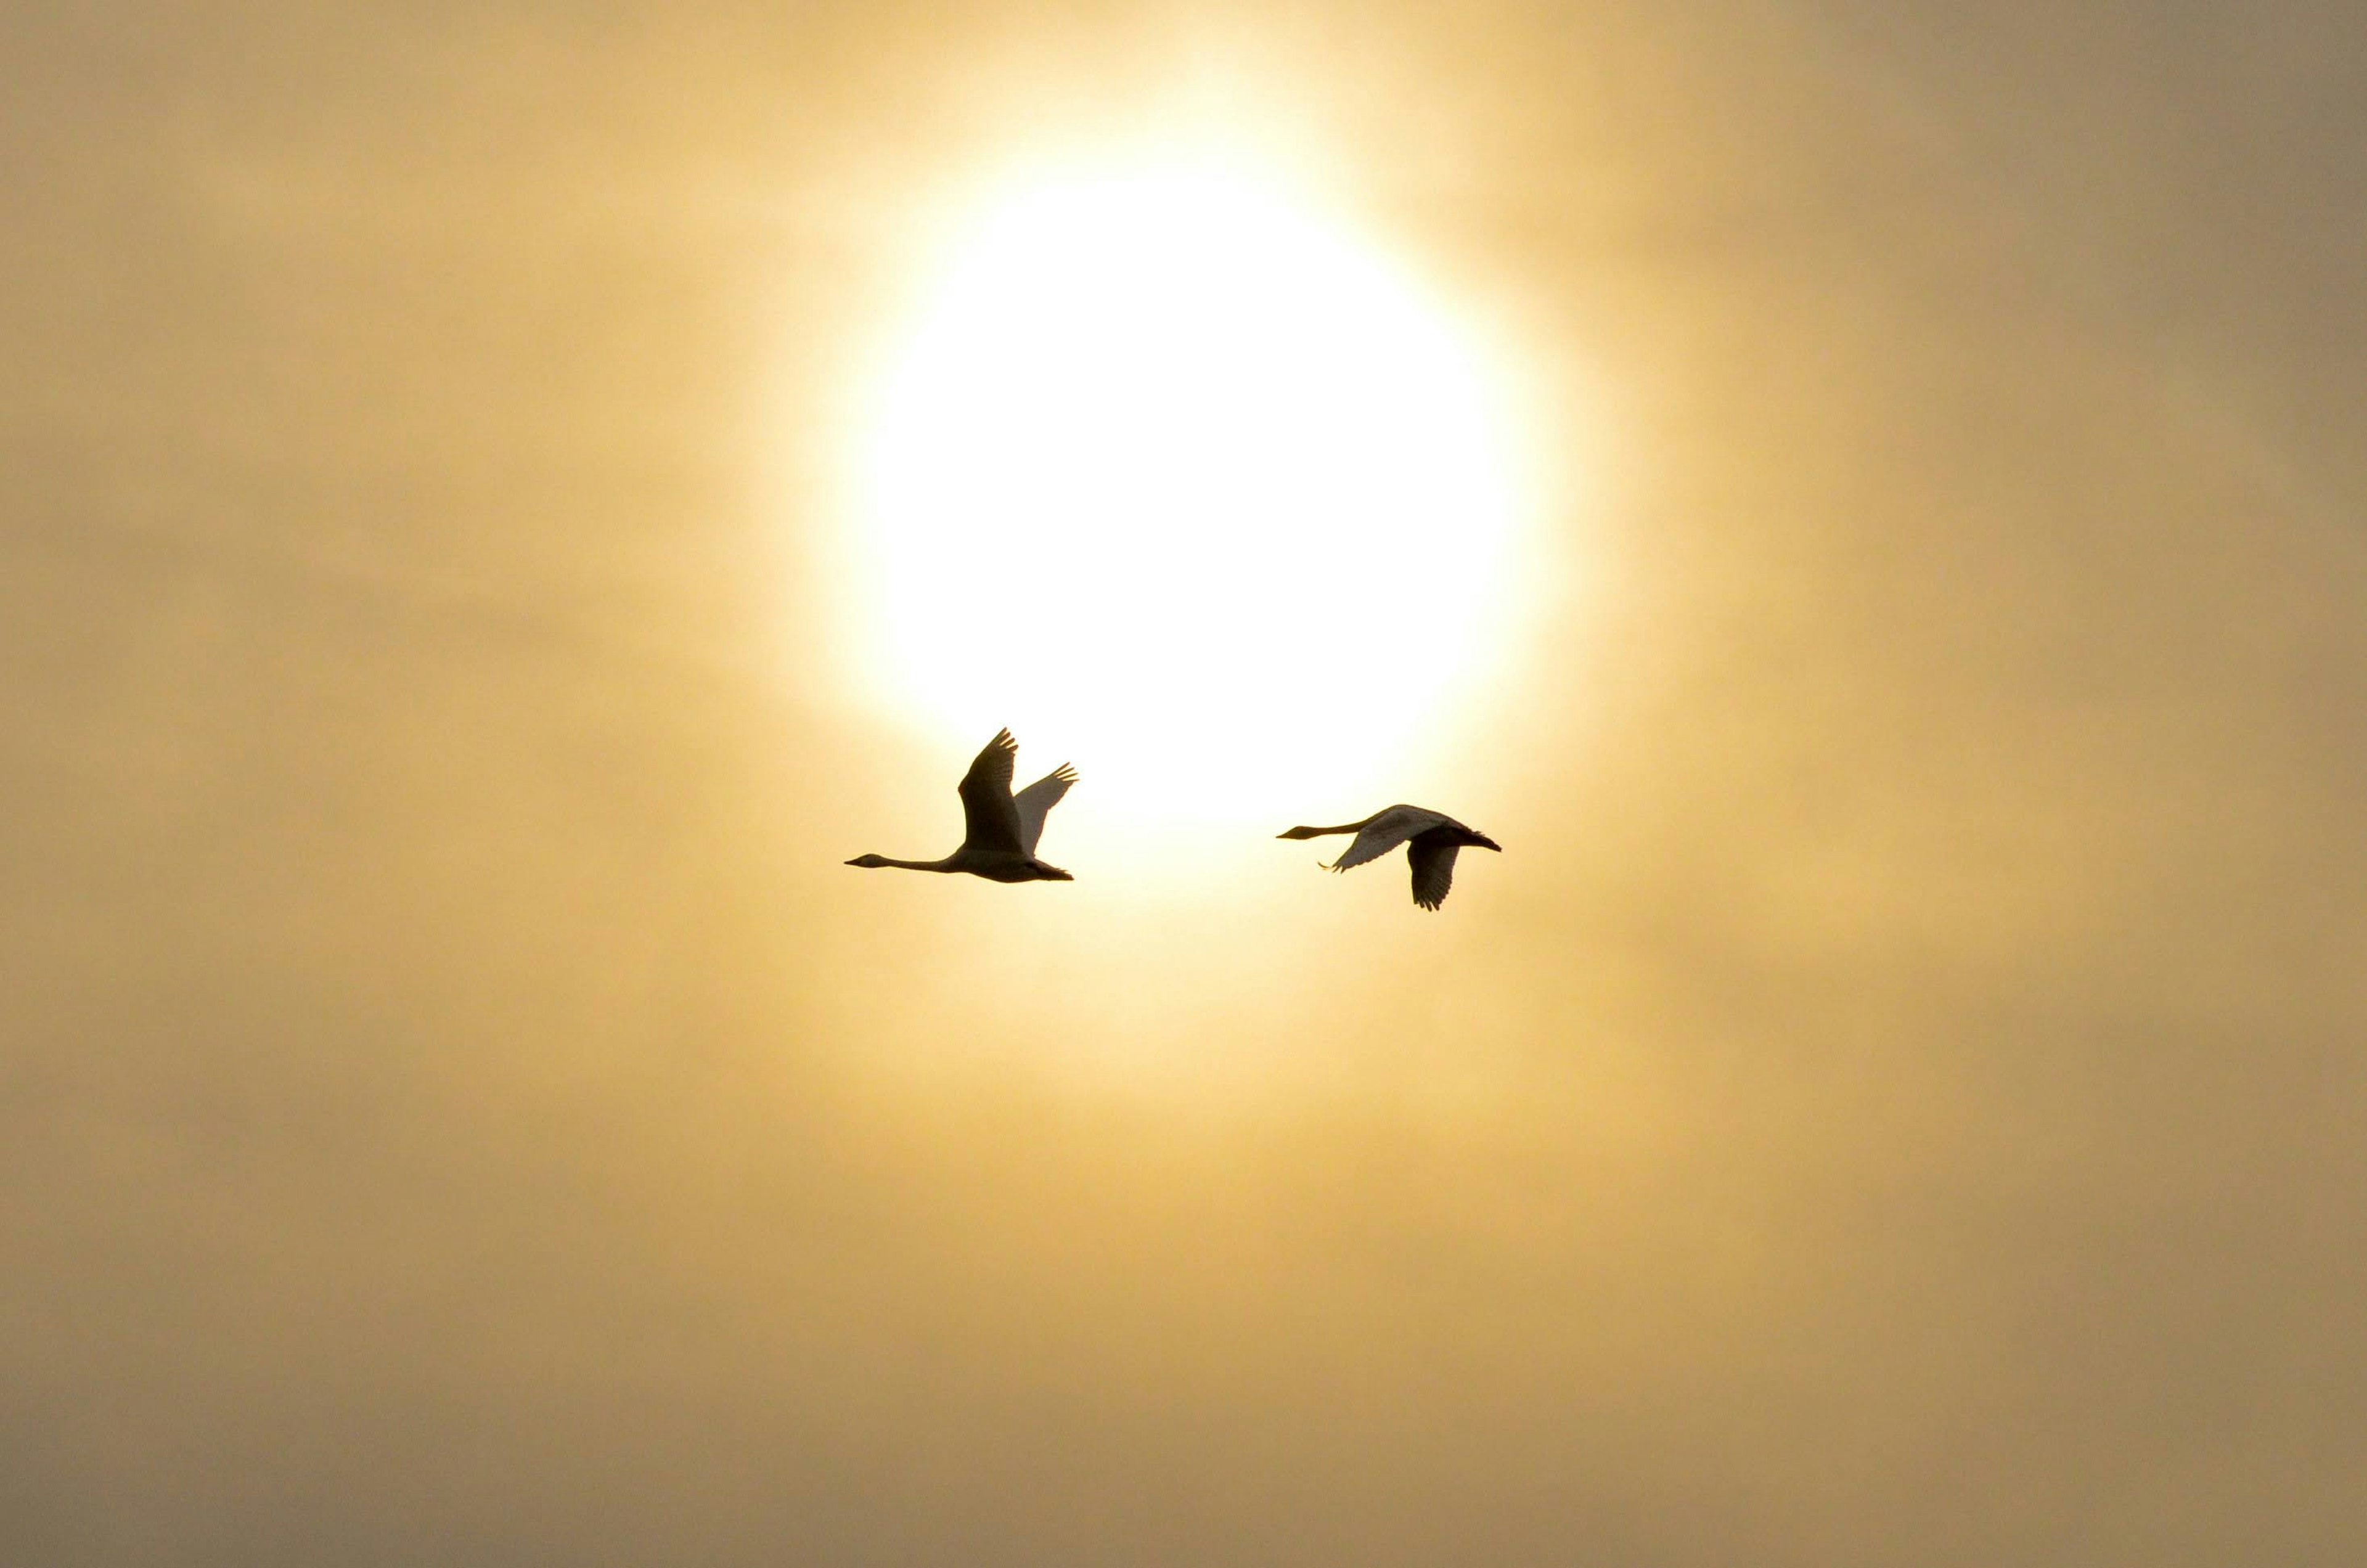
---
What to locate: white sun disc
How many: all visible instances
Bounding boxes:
[844,160,1534,825]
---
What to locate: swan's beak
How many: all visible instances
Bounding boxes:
[1476,836,1503,852]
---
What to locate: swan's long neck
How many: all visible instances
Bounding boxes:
[1280,819,1374,840]
[867,855,959,872]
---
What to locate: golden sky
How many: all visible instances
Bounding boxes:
[6,2,2364,1562]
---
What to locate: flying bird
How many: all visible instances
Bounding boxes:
[1277,805,1501,910]
[846,729,1077,883]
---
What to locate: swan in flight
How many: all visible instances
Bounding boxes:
[1277,805,1501,910]
[845,729,1077,883]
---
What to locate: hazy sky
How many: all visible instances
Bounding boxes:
[6,3,2364,1564]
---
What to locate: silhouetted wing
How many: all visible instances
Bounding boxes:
[956,729,1024,853]
[1327,805,1442,873]
[1013,763,1077,855]
[1407,830,1462,910]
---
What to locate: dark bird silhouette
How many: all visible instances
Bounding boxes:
[846,729,1077,883]
[1277,804,1500,910]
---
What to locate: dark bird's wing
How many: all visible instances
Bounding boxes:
[957,729,1024,853]
[1407,828,1463,910]
[1012,763,1077,855]
[1327,805,1441,873]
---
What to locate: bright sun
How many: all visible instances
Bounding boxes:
[842,155,1536,828]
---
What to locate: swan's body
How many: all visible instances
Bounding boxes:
[846,729,1076,883]
[1277,804,1500,910]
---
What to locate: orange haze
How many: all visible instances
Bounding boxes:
[5,4,2364,1564]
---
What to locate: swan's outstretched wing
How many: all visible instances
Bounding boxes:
[1326,805,1443,873]
[1407,829,1463,910]
[1013,763,1077,855]
[957,729,1024,853]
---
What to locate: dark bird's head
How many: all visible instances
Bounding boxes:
[844,854,890,868]
[1275,825,1325,840]
[1470,833,1503,853]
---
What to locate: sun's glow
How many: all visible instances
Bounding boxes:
[841,155,1538,829]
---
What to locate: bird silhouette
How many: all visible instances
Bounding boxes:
[1277,805,1500,910]
[846,729,1077,883]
